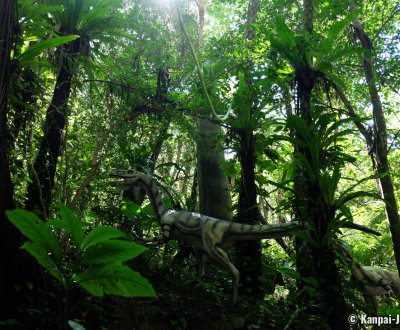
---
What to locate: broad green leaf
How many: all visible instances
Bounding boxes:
[68,320,86,330]
[60,205,84,248]
[277,266,300,280]
[295,153,316,181]
[337,205,353,222]
[336,173,381,204]
[48,206,84,249]
[17,35,80,65]
[81,240,147,264]
[321,70,347,90]
[81,226,126,249]
[270,36,299,68]
[264,148,281,162]
[286,115,312,144]
[6,209,61,261]
[316,11,359,64]
[275,17,295,47]
[263,179,294,193]
[323,46,365,66]
[335,191,379,209]
[21,241,64,284]
[74,263,156,297]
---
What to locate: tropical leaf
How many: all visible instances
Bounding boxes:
[74,263,156,297]
[81,240,147,264]
[321,70,347,90]
[47,205,84,249]
[294,153,316,181]
[6,209,62,261]
[277,266,300,280]
[21,241,65,284]
[274,17,295,47]
[81,226,127,249]
[270,35,299,68]
[68,320,86,330]
[317,11,359,57]
[321,46,365,68]
[286,115,312,144]
[17,35,80,65]
[335,191,380,209]
[319,164,341,204]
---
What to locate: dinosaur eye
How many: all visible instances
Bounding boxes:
[128,170,134,174]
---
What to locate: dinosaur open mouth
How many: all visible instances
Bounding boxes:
[109,170,137,186]
[109,177,125,186]
[109,170,136,178]
[109,171,126,186]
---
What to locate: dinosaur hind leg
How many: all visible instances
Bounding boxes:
[194,249,207,277]
[207,246,240,303]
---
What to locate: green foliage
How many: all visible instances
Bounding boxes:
[270,12,365,88]
[74,263,152,297]
[17,35,80,65]
[6,206,156,298]
[269,109,380,247]
[5,0,400,325]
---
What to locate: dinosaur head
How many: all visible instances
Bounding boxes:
[109,169,141,186]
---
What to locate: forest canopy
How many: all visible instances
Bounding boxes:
[1,0,400,328]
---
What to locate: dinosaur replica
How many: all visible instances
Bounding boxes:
[109,169,300,302]
[109,169,382,302]
[352,265,400,310]
[336,240,400,322]
[343,245,400,314]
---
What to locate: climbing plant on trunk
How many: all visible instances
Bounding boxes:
[270,0,353,326]
[25,0,124,218]
[193,0,233,221]
[233,0,264,299]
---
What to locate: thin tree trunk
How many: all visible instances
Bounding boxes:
[333,84,373,149]
[70,128,110,209]
[350,2,400,277]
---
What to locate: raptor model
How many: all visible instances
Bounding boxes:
[109,169,299,302]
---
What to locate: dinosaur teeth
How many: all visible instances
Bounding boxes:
[109,180,124,186]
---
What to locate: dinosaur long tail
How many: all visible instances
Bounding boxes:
[226,221,299,240]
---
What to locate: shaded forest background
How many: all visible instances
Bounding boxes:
[1,0,400,328]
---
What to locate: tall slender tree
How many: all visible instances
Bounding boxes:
[350,1,400,277]
[235,0,263,298]
[290,0,348,327]
[25,0,123,218]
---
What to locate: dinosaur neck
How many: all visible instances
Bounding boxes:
[136,174,168,221]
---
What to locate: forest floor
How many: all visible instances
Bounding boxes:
[103,260,291,330]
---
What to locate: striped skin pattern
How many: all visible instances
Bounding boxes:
[337,241,400,315]
[109,170,298,302]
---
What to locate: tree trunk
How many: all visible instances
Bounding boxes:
[234,0,263,298]
[25,44,75,218]
[196,1,232,221]
[0,0,24,319]
[236,129,263,297]
[197,119,232,220]
[350,2,400,277]
[292,1,348,327]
